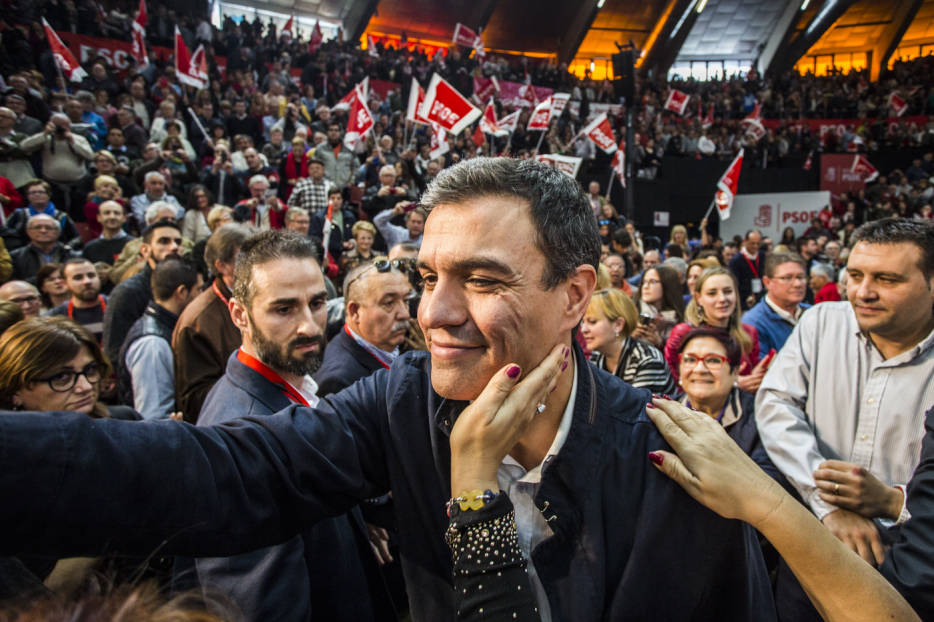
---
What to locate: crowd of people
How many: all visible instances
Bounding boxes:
[0,2,933,622]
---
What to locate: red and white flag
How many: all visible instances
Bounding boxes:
[479,99,508,136]
[42,18,87,82]
[527,97,552,131]
[581,112,617,154]
[850,154,879,182]
[420,73,481,135]
[472,75,500,105]
[520,81,538,107]
[429,122,449,159]
[472,123,485,148]
[406,77,430,125]
[175,27,206,88]
[308,21,323,54]
[536,154,583,179]
[664,89,690,115]
[367,34,379,58]
[702,103,714,128]
[281,15,294,40]
[497,109,520,133]
[550,93,571,118]
[130,0,149,68]
[714,149,744,220]
[888,92,908,117]
[740,103,765,141]
[452,23,481,48]
[803,150,813,171]
[610,138,625,189]
[344,87,374,149]
[333,77,369,112]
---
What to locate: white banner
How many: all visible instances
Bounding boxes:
[719,191,831,242]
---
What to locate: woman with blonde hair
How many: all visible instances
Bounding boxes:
[83,174,127,238]
[665,266,770,393]
[339,220,378,278]
[669,224,690,256]
[0,317,138,420]
[580,288,676,394]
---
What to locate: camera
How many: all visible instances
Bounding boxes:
[638,312,653,325]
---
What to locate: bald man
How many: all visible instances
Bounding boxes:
[0,280,41,317]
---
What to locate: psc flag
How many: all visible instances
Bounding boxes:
[888,92,908,117]
[406,78,430,125]
[344,87,375,149]
[581,113,617,154]
[42,18,87,82]
[527,97,552,131]
[850,154,879,183]
[420,74,481,135]
[664,89,690,115]
[130,0,149,68]
[175,27,206,88]
[714,149,743,220]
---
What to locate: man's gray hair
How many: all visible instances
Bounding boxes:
[145,201,177,224]
[27,213,59,230]
[248,174,269,188]
[144,170,165,184]
[419,157,600,289]
[662,257,688,279]
[811,263,834,281]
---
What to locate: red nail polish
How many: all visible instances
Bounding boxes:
[646,402,656,409]
[561,360,568,372]
[652,393,664,399]
[563,346,570,358]
[506,365,521,379]
[648,452,664,466]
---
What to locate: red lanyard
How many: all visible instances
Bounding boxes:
[67,296,106,319]
[236,349,311,406]
[742,252,760,278]
[344,325,390,369]
[212,280,229,306]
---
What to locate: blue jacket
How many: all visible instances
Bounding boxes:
[742,298,811,354]
[192,351,381,622]
[0,347,776,621]
[315,327,386,397]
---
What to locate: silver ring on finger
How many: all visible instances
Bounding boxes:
[536,402,547,414]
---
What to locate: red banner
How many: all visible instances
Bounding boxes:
[820,153,869,199]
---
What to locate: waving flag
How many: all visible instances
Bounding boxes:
[429,122,449,159]
[714,149,744,220]
[175,27,206,88]
[129,0,149,68]
[333,77,369,112]
[850,154,879,182]
[406,78,430,125]
[740,103,765,141]
[664,89,690,116]
[527,97,552,131]
[550,93,571,117]
[611,138,626,188]
[536,154,582,179]
[888,92,908,117]
[498,110,520,133]
[420,73,481,135]
[281,15,294,40]
[344,87,374,149]
[42,18,87,82]
[308,21,323,54]
[480,100,508,136]
[581,112,617,153]
[453,23,481,48]
[367,34,379,58]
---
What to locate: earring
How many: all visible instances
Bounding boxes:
[614,328,620,337]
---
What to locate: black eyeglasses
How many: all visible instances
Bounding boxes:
[35,362,102,392]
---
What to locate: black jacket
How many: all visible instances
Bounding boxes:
[102,263,153,363]
[0,347,777,621]
[10,243,76,283]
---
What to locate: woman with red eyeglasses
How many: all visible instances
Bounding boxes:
[675,326,784,486]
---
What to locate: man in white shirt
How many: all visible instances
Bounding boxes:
[756,218,934,619]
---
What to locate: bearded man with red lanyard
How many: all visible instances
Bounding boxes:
[728,229,767,311]
[48,257,107,342]
[187,230,391,622]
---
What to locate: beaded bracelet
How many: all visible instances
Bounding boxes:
[446,489,499,516]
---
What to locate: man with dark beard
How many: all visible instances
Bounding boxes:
[188,230,386,622]
[49,258,107,342]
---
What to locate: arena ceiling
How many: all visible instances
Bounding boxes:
[235,0,934,80]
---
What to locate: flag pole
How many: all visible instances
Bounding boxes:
[504,128,515,156]
[604,166,615,202]
[702,198,716,222]
[533,128,546,155]
[52,60,68,94]
[187,107,210,143]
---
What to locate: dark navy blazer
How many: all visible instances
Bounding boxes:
[0,346,777,621]
[315,327,386,397]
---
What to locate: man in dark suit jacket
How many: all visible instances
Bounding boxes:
[315,259,413,396]
[728,229,766,310]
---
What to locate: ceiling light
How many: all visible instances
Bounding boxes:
[696,0,708,13]
[800,0,810,9]
[597,0,606,8]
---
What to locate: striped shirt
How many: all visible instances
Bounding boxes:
[590,337,677,395]
[756,301,934,521]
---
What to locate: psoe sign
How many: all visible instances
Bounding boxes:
[719,191,831,242]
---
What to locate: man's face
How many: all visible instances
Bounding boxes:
[803,239,818,258]
[0,282,41,317]
[117,109,132,127]
[406,212,425,239]
[0,108,15,131]
[764,261,807,307]
[603,255,625,286]
[6,97,25,116]
[250,182,269,200]
[26,216,58,245]
[145,175,165,196]
[144,226,182,264]
[379,170,396,187]
[245,149,260,170]
[846,241,934,339]
[130,81,145,99]
[825,241,841,260]
[588,181,599,196]
[64,100,82,121]
[309,162,324,180]
[97,201,126,231]
[329,192,343,210]
[234,101,246,116]
[745,232,762,255]
[349,270,412,351]
[242,258,328,377]
[723,245,737,265]
[25,184,50,209]
[809,270,828,292]
[643,250,660,269]
[426,161,440,178]
[417,197,577,400]
[94,156,115,174]
[327,125,342,144]
[9,77,27,94]
[287,213,310,234]
[64,261,101,302]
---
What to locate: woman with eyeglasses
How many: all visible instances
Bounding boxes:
[35,263,70,312]
[0,316,138,420]
[665,266,770,393]
[580,289,676,395]
[181,184,215,243]
[632,264,684,348]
